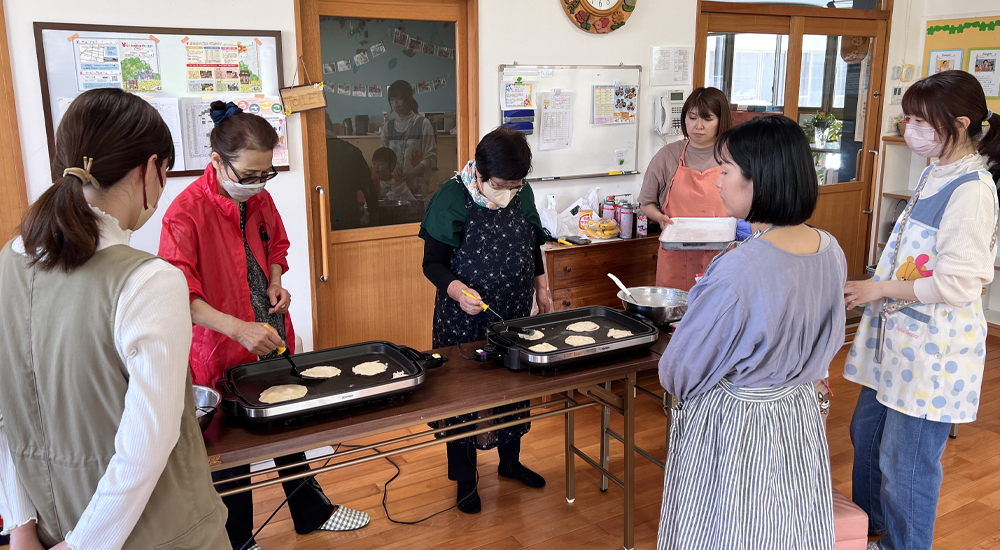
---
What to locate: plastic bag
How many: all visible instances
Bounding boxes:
[539,194,559,237]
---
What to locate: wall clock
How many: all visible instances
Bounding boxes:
[562,0,636,34]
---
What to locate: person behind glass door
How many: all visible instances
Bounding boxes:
[0,88,228,550]
[372,146,416,202]
[638,87,749,290]
[843,70,1000,550]
[158,101,370,550]
[381,80,437,197]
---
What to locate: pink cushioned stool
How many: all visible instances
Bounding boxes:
[833,488,869,550]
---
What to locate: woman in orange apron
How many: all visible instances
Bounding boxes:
[638,87,737,290]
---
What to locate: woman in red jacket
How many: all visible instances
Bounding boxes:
[158,101,369,550]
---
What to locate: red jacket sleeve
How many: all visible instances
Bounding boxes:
[158,212,207,304]
[266,193,291,274]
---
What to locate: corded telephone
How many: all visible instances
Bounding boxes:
[654,89,686,139]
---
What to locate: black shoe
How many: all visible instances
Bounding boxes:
[456,480,481,514]
[498,460,546,488]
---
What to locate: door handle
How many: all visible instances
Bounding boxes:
[315,186,329,282]
[863,210,873,214]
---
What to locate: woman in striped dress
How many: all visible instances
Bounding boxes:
[656,115,846,549]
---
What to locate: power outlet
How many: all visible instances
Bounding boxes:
[890,85,905,105]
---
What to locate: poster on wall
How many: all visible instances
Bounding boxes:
[970,50,1000,98]
[613,84,638,123]
[73,37,161,92]
[184,39,263,93]
[929,49,964,74]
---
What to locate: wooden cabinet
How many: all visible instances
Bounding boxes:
[543,237,660,310]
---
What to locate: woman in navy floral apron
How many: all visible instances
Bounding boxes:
[420,127,553,514]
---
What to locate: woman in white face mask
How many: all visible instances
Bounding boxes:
[0,88,229,550]
[419,126,554,515]
[158,101,370,550]
[843,70,1000,550]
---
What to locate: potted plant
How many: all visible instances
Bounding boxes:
[812,112,837,148]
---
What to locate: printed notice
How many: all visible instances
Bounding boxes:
[74,38,161,92]
[650,46,692,86]
[142,97,185,171]
[538,91,573,151]
[970,50,1000,98]
[593,85,615,125]
[929,49,963,75]
[233,97,288,166]
[502,82,534,109]
[180,98,215,170]
[185,39,262,93]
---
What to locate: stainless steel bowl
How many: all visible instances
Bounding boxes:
[617,287,688,326]
[193,385,221,432]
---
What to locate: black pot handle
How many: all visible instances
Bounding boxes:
[215,378,237,402]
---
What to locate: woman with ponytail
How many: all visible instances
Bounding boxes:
[844,70,1000,550]
[0,88,228,549]
[381,79,438,196]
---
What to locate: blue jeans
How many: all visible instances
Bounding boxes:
[850,386,952,550]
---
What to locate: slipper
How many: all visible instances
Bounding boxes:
[317,505,370,532]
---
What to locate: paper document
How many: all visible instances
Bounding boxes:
[142,97,186,171]
[650,46,692,87]
[538,91,573,151]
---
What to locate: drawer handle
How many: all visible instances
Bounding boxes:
[565,267,572,273]
[564,301,572,307]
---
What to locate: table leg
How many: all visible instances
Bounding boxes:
[565,389,576,503]
[624,373,635,550]
[599,381,611,492]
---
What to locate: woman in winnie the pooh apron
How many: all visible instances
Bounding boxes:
[844,70,1000,550]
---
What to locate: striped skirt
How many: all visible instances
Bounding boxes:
[657,378,835,550]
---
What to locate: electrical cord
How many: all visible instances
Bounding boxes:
[334,442,481,525]
[238,444,341,550]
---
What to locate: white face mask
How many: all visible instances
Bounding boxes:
[480,180,520,208]
[219,169,266,202]
[904,124,946,158]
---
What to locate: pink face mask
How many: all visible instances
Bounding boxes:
[904,124,944,158]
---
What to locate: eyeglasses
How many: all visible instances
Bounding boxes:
[488,178,524,192]
[223,157,278,185]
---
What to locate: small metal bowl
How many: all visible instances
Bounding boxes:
[617,287,688,326]
[193,385,221,432]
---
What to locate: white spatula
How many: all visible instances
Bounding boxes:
[608,273,636,304]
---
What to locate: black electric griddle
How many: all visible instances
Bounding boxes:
[485,306,658,371]
[216,341,443,425]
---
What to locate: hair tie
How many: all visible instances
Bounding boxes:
[62,156,100,188]
[210,101,243,126]
[986,109,994,122]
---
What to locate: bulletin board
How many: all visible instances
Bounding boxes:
[923,16,1000,112]
[498,64,641,182]
[33,23,286,177]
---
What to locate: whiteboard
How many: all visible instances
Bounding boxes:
[498,64,641,182]
[35,23,284,176]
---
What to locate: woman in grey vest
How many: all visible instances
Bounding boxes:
[380,80,437,197]
[0,89,229,549]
